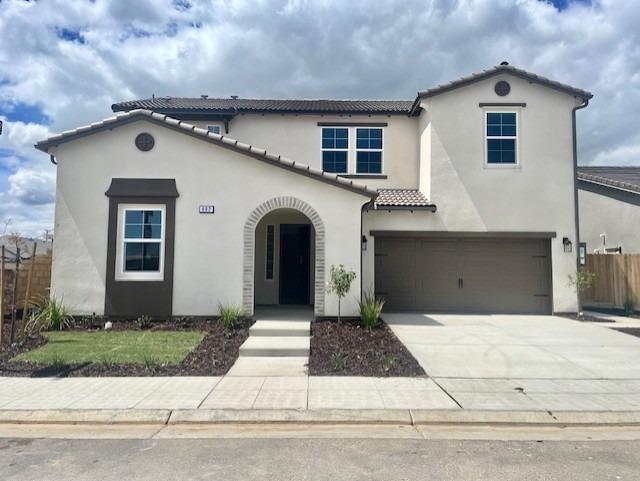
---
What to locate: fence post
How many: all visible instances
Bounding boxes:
[9,246,20,343]
[21,242,37,337]
[0,245,4,345]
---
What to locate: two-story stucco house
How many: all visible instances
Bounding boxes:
[578,166,640,254]
[35,63,592,319]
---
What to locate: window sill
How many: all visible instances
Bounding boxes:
[339,174,388,179]
[484,163,521,170]
[115,273,165,282]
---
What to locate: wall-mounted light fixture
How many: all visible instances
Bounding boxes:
[563,237,572,253]
[362,235,368,251]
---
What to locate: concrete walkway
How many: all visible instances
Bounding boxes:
[385,313,640,411]
[227,306,312,376]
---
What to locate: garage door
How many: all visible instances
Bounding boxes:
[374,237,552,314]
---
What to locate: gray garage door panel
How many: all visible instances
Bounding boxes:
[375,237,552,314]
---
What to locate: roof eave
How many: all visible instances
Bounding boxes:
[35,110,378,199]
[417,66,593,101]
[577,176,640,196]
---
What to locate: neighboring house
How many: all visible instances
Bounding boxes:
[35,63,592,318]
[578,167,640,253]
[0,236,53,268]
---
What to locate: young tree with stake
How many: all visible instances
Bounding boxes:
[327,264,356,323]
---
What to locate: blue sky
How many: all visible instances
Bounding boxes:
[0,0,638,236]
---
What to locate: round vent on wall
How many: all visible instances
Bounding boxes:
[494,81,511,97]
[135,133,155,152]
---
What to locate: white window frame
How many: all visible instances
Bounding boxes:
[355,127,384,174]
[319,126,386,175]
[115,203,166,282]
[207,124,223,135]
[484,110,520,168]
[265,224,275,281]
[320,127,349,174]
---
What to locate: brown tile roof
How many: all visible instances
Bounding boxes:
[112,98,415,115]
[578,166,640,195]
[374,189,436,210]
[34,109,377,198]
[413,64,593,109]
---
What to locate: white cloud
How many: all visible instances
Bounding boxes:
[8,168,56,206]
[0,0,639,235]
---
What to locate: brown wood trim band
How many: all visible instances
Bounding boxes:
[479,102,527,107]
[340,174,388,179]
[369,230,557,238]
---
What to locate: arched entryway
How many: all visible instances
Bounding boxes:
[243,197,325,317]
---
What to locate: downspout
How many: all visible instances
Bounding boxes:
[49,154,57,165]
[572,96,590,312]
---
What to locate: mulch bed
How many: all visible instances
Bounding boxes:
[560,313,616,323]
[0,318,252,377]
[614,328,640,339]
[308,319,425,377]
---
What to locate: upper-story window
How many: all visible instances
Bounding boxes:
[486,112,517,164]
[207,125,222,135]
[321,127,348,173]
[321,126,385,175]
[356,128,383,174]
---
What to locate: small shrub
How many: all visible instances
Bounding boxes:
[568,270,596,316]
[142,354,160,371]
[174,316,191,326]
[218,303,243,329]
[50,354,67,370]
[136,315,152,330]
[332,352,347,371]
[382,355,398,373]
[81,312,99,330]
[99,355,116,369]
[26,296,73,333]
[568,270,596,292]
[358,291,385,330]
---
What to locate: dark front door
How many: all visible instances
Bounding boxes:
[279,224,311,304]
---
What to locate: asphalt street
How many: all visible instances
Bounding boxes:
[1,436,638,481]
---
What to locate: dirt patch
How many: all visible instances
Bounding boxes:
[614,328,640,339]
[0,319,252,377]
[309,319,425,377]
[584,307,640,320]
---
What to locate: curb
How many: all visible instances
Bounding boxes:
[1,409,640,427]
[168,409,413,425]
[0,409,171,425]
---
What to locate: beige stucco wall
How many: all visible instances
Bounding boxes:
[254,209,315,305]
[192,114,420,190]
[50,119,369,317]
[362,73,584,313]
[579,185,640,254]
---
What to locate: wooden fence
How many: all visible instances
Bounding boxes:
[583,254,640,309]
[1,253,52,315]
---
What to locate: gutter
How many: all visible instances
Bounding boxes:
[572,96,591,310]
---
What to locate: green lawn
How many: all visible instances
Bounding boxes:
[13,330,206,365]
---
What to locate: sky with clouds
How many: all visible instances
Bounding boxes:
[0,0,638,236]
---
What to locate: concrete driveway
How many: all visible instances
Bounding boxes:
[384,313,640,411]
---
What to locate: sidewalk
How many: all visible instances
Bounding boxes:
[1,375,639,419]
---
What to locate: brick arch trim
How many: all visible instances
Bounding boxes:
[243,197,325,316]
